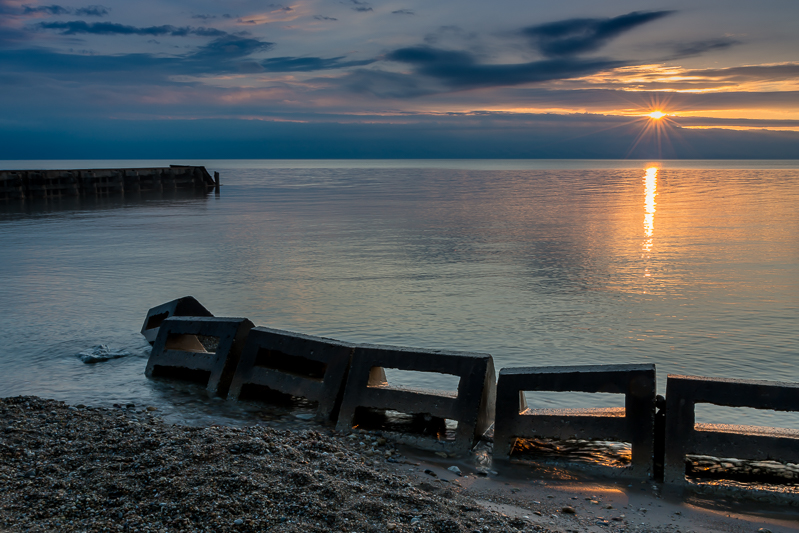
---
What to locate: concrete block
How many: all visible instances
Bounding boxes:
[664,375,799,484]
[140,296,214,344]
[494,364,656,478]
[145,316,254,397]
[228,327,354,421]
[335,344,496,453]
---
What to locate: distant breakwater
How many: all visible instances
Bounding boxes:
[0,165,218,201]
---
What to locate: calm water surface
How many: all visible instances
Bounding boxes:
[0,160,797,428]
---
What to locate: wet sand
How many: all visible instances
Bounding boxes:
[1,396,797,532]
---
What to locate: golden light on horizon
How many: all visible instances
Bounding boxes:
[648,111,666,119]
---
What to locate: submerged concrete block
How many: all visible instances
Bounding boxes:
[664,375,799,484]
[335,344,496,453]
[145,316,254,397]
[228,327,354,421]
[494,364,656,478]
[140,296,214,344]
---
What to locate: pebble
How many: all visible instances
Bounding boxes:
[561,506,576,514]
[447,465,462,475]
[0,396,527,533]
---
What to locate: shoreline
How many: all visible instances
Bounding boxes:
[1,396,796,532]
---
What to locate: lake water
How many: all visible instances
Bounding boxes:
[1,160,797,429]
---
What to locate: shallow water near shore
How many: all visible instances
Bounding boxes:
[0,159,798,431]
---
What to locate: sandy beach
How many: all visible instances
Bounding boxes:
[1,396,796,532]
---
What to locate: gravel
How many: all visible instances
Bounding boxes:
[0,396,549,532]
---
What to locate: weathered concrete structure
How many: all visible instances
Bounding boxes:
[140,296,214,345]
[664,375,799,484]
[145,316,254,398]
[228,327,354,421]
[494,364,656,478]
[335,344,496,453]
[0,165,216,201]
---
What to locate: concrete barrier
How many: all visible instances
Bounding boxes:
[664,375,799,484]
[0,165,216,201]
[335,344,496,453]
[145,316,254,398]
[140,296,214,345]
[493,364,656,478]
[228,327,354,421]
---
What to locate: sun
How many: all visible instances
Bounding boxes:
[648,111,666,119]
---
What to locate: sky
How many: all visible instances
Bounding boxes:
[1,0,798,159]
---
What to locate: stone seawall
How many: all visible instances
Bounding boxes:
[0,165,217,201]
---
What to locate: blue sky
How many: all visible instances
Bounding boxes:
[1,0,798,158]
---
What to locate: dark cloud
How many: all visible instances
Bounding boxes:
[350,0,373,12]
[384,45,624,90]
[36,21,228,37]
[190,35,273,64]
[669,37,740,59]
[21,4,108,16]
[313,15,337,21]
[74,5,108,16]
[523,10,673,57]
[392,9,414,15]
[191,14,216,20]
[267,3,292,11]
[0,35,275,82]
[23,5,70,15]
[261,55,375,72]
[344,69,433,98]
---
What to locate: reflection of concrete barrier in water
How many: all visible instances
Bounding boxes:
[0,165,217,201]
[228,327,354,422]
[141,296,214,345]
[145,316,254,398]
[335,344,496,453]
[664,375,799,485]
[493,364,656,479]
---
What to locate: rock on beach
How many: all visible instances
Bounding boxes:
[0,396,540,533]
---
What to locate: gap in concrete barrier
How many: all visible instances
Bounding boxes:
[684,403,799,486]
[521,390,626,411]
[151,366,211,385]
[253,348,327,381]
[695,403,799,430]
[375,368,461,393]
[165,334,219,354]
[510,437,632,469]
[684,454,799,486]
[238,383,320,411]
[352,407,459,441]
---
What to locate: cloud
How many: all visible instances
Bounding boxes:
[384,45,625,91]
[682,63,799,82]
[21,3,108,16]
[261,56,375,72]
[23,4,70,15]
[344,69,433,98]
[0,34,275,83]
[74,5,108,16]
[669,37,740,59]
[36,21,228,37]
[523,10,673,57]
[349,0,372,12]
[392,9,414,15]
[313,15,337,21]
